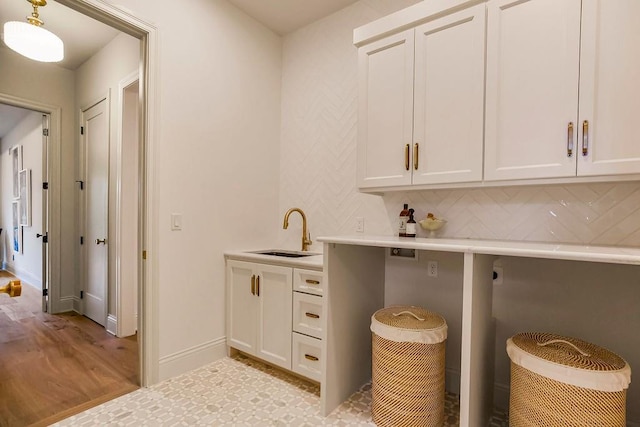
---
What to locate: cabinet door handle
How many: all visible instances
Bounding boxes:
[305,312,320,319]
[413,143,419,170]
[304,354,319,362]
[567,122,574,157]
[404,144,410,171]
[305,279,320,285]
[582,120,589,156]
[251,275,255,295]
[256,275,260,296]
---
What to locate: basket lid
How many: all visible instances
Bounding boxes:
[507,332,631,392]
[370,306,447,344]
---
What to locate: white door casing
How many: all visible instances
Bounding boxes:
[82,97,109,326]
[41,113,50,312]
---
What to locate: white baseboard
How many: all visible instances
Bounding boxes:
[106,314,117,336]
[159,337,227,381]
[4,265,41,288]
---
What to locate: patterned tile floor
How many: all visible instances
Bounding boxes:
[54,354,508,426]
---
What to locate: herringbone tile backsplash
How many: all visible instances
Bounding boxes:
[278,0,640,250]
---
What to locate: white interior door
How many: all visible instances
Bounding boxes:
[82,98,109,326]
[41,114,50,312]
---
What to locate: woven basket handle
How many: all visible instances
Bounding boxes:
[392,310,425,321]
[537,339,591,357]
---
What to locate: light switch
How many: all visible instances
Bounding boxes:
[171,213,182,231]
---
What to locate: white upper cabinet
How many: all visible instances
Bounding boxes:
[357,29,415,188]
[484,0,582,181]
[412,5,485,185]
[357,5,485,189]
[577,0,640,176]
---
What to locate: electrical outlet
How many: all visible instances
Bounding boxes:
[356,217,364,233]
[427,260,438,277]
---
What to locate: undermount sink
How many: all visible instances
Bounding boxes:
[251,249,319,258]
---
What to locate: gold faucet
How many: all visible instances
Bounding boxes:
[283,208,312,251]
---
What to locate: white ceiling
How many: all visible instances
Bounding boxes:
[227,0,360,35]
[0,0,119,70]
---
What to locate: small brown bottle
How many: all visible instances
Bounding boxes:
[399,204,410,237]
[406,209,417,237]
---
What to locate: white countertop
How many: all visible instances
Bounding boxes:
[224,250,324,270]
[317,235,640,265]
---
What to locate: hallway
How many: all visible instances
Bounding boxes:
[0,271,138,426]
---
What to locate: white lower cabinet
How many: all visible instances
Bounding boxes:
[227,260,293,370]
[227,259,323,382]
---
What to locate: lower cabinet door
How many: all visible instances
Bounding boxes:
[255,264,293,370]
[292,332,322,382]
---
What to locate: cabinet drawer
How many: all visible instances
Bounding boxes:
[293,292,323,339]
[293,269,324,296]
[292,332,322,382]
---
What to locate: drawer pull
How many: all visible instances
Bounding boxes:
[582,120,589,156]
[305,279,320,285]
[304,354,319,362]
[567,122,574,157]
[305,312,320,319]
[404,144,410,170]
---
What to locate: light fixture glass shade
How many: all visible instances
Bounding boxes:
[3,21,64,62]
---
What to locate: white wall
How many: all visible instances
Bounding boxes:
[0,47,76,307]
[75,32,140,318]
[0,112,43,286]
[102,0,283,379]
[279,0,640,422]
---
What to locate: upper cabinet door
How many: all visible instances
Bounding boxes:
[357,30,414,188]
[577,0,640,176]
[484,0,581,181]
[412,4,485,185]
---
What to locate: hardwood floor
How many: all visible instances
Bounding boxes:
[0,271,139,427]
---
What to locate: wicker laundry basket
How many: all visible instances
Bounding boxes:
[507,332,631,427]
[370,306,448,427]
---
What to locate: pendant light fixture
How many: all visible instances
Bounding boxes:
[3,0,64,63]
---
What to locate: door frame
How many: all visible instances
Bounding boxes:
[57,0,159,387]
[79,94,110,327]
[0,93,61,314]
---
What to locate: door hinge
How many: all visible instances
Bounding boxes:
[142,250,147,260]
[43,128,49,136]
[80,236,84,245]
[42,235,48,243]
[43,288,48,297]
[80,290,84,299]
[80,126,84,135]
[75,180,84,190]
[43,182,49,190]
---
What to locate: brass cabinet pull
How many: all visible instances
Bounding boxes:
[250,275,255,295]
[567,122,574,157]
[405,144,410,170]
[305,279,320,285]
[413,143,419,170]
[305,312,320,319]
[582,120,589,156]
[256,275,260,296]
[304,354,319,362]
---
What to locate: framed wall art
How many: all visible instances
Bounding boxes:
[12,200,22,253]
[10,145,22,198]
[19,169,31,227]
